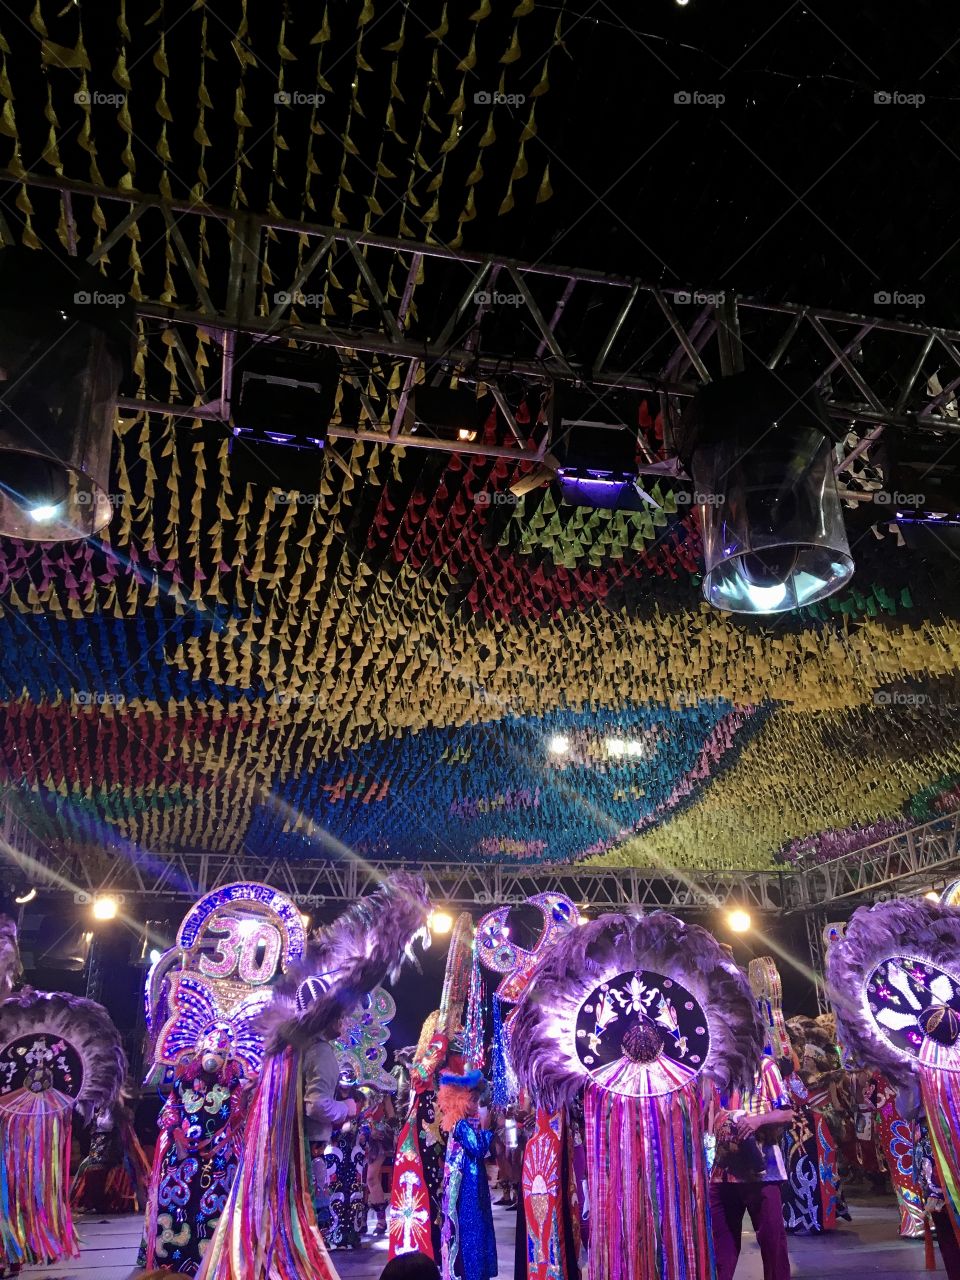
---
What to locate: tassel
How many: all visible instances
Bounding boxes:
[197,1049,336,1280]
[583,1082,713,1280]
[919,1040,960,1234]
[0,1087,79,1267]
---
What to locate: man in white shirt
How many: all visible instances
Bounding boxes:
[302,1013,359,1228]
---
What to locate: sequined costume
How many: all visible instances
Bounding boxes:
[323,1121,366,1248]
[139,883,307,1276]
[140,1047,249,1273]
[442,1118,497,1280]
[195,871,430,1280]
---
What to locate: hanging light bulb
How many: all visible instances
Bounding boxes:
[0,247,130,543]
[681,367,853,614]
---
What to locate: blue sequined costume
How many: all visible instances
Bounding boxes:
[441,1119,497,1280]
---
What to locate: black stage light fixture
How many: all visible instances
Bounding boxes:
[680,367,854,614]
[0,246,131,542]
[233,339,339,445]
[404,386,483,441]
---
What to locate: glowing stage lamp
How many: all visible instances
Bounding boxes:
[14,887,36,905]
[0,247,131,542]
[925,891,941,902]
[429,908,454,935]
[92,895,119,921]
[726,908,752,934]
[682,368,853,614]
[148,948,162,966]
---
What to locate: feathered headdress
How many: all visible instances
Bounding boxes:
[512,912,761,1280]
[0,989,126,1121]
[826,898,960,1089]
[510,911,763,1110]
[261,870,430,1053]
[0,915,20,998]
[828,898,960,1228]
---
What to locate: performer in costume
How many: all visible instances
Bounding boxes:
[0,985,126,1271]
[511,911,764,1280]
[322,1084,367,1249]
[390,912,475,1263]
[71,1096,151,1214]
[363,1088,398,1235]
[332,984,400,1237]
[196,871,430,1280]
[438,1069,497,1280]
[475,893,582,1280]
[140,883,306,1274]
[778,1016,847,1233]
[827,897,960,1278]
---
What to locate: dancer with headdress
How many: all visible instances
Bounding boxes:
[390,912,475,1263]
[437,1068,497,1280]
[511,911,764,1280]
[196,871,430,1280]
[140,883,307,1274]
[0,945,127,1272]
[828,897,960,1278]
[71,1095,151,1214]
[778,1016,847,1233]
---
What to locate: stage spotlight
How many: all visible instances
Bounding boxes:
[925,891,941,902]
[429,909,454,935]
[148,948,162,966]
[14,887,36,905]
[726,908,752,934]
[548,734,570,755]
[92,895,118,921]
[681,368,853,614]
[300,912,312,928]
[0,247,130,542]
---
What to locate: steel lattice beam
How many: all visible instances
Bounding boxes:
[2,797,958,914]
[5,172,960,476]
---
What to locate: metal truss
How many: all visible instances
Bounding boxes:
[3,797,958,914]
[5,172,960,477]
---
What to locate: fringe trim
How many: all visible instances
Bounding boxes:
[0,1086,79,1267]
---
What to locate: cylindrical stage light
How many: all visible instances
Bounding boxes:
[0,247,131,542]
[683,367,853,614]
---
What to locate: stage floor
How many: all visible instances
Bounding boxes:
[18,1197,948,1280]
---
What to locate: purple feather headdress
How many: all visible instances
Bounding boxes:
[509,910,764,1110]
[0,989,127,1122]
[260,871,430,1052]
[826,898,960,1089]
